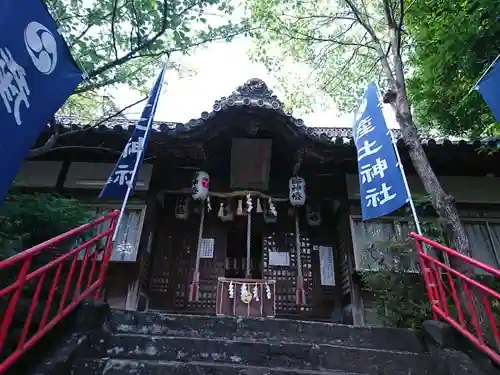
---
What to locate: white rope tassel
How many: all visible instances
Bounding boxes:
[256,197,263,213]
[218,202,224,218]
[189,204,205,302]
[236,199,243,216]
[246,209,252,278]
[295,209,305,305]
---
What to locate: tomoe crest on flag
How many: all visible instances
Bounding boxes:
[24,21,58,75]
[0,0,83,204]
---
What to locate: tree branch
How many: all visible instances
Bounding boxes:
[83,0,169,81]
[343,0,397,85]
[28,118,60,158]
[28,97,147,159]
[111,0,120,60]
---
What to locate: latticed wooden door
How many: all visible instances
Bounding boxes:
[149,214,197,310]
[261,229,314,317]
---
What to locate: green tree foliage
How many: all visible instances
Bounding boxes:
[32,0,246,156]
[247,0,472,260]
[0,194,97,363]
[360,197,440,329]
[247,0,383,113]
[405,0,500,136]
[0,193,94,258]
[48,0,243,94]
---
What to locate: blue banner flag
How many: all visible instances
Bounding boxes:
[0,0,83,202]
[476,61,500,124]
[99,64,166,199]
[353,82,409,220]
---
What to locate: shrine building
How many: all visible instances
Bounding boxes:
[13,78,500,325]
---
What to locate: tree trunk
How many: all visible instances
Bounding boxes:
[392,94,473,274]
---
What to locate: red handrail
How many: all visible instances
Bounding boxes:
[411,232,500,365]
[0,210,119,374]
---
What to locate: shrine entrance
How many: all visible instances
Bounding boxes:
[149,78,344,320]
[225,218,263,279]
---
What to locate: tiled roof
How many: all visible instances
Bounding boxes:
[55,78,500,148]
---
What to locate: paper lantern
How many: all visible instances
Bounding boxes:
[289,176,306,206]
[191,171,210,200]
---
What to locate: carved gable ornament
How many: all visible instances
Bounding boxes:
[211,78,285,113]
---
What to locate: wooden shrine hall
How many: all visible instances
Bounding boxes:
[150,79,341,319]
[21,78,500,325]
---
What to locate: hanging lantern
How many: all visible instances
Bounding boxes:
[306,203,322,226]
[192,171,210,201]
[175,196,190,220]
[289,176,306,206]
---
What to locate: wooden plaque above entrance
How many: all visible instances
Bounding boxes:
[216,277,276,318]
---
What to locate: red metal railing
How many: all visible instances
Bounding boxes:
[411,232,500,365]
[0,210,119,374]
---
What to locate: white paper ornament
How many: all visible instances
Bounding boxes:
[252,284,260,302]
[246,193,253,213]
[264,198,277,224]
[265,284,272,300]
[192,171,210,200]
[228,281,234,299]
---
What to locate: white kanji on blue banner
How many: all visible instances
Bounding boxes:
[353,82,409,220]
[99,63,166,199]
[0,0,83,203]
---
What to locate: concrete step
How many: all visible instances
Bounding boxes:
[108,309,426,354]
[72,358,365,375]
[80,333,436,375]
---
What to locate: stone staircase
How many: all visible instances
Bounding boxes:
[69,309,441,375]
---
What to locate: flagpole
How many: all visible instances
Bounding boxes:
[375,86,423,237]
[112,63,166,241]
